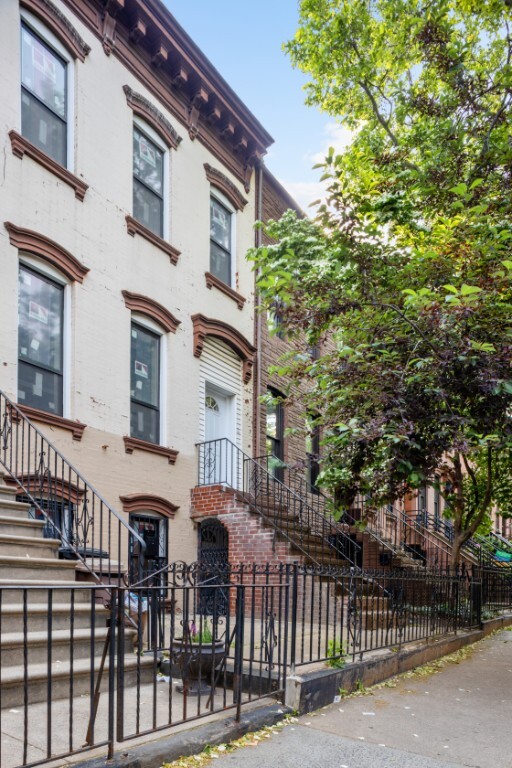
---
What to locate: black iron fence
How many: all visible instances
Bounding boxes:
[2,563,512,768]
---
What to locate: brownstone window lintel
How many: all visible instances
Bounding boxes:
[9,131,88,201]
[20,0,91,61]
[13,404,86,441]
[123,436,178,464]
[125,216,180,265]
[4,221,89,283]
[122,290,180,333]
[204,272,246,310]
[120,493,179,519]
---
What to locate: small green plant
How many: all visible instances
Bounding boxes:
[356,679,366,693]
[189,620,213,644]
[326,640,346,669]
[338,687,348,697]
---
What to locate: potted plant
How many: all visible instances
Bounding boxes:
[171,619,225,695]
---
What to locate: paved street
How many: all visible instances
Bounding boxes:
[200,629,512,768]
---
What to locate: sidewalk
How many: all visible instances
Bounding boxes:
[193,628,512,768]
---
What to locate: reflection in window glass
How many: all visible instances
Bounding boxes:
[210,197,232,285]
[133,126,164,236]
[130,323,160,444]
[21,24,67,165]
[18,266,64,414]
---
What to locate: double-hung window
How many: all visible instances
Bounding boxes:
[18,265,64,415]
[130,322,160,444]
[266,388,285,480]
[210,195,233,286]
[21,22,68,166]
[133,125,164,237]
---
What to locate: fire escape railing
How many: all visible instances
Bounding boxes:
[196,438,361,568]
[0,389,146,585]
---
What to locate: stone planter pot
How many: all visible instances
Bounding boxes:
[171,638,225,695]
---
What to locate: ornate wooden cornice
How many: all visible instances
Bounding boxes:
[123,436,178,464]
[4,221,89,283]
[123,85,182,149]
[21,0,91,61]
[11,404,86,441]
[9,131,89,201]
[204,272,246,310]
[60,0,272,188]
[204,164,248,211]
[122,290,180,333]
[125,216,180,265]
[120,493,179,519]
[191,314,256,383]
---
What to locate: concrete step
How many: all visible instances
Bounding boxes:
[0,555,77,581]
[0,651,155,708]
[0,533,61,559]
[0,581,97,604]
[0,627,113,667]
[0,602,109,633]
[0,498,32,519]
[0,515,46,538]
[0,481,19,502]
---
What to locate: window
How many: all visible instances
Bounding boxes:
[130,322,160,444]
[21,22,68,166]
[266,389,284,479]
[18,265,64,415]
[133,125,164,237]
[210,195,232,285]
[267,308,284,340]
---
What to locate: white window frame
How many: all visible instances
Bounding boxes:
[132,117,169,239]
[18,255,71,418]
[20,9,75,171]
[210,188,236,288]
[130,312,167,446]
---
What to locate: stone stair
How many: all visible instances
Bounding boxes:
[0,472,153,708]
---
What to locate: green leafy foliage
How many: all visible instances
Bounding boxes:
[249,0,512,564]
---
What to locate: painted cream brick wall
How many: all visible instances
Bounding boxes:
[0,0,257,565]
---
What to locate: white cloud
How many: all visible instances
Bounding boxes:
[308,121,354,166]
[276,180,325,213]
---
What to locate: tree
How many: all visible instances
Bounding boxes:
[251,0,512,565]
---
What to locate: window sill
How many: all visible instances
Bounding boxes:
[123,436,179,464]
[205,272,246,310]
[125,216,180,265]
[14,404,86,441]
[9,131,88,201]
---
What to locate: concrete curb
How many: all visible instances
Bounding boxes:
[74,703,292,768]
[286,614,512,714]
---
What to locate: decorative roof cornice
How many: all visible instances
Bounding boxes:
[4,222,89,283]
[123,85,182,149]
[60,0,273,188]
[204,164,248,211]
[191,314,256,384]
[122,290,180,333]
[21,0,91,61]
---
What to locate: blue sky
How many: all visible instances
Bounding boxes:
[162,0,352,209]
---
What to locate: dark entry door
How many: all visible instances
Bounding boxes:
[129,513,168,584]
[198,519,229,615]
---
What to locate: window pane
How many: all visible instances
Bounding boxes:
[18,360,62,414]
[210,241,231,285]
[131,325,159,409]
[133,128,163,195]
[21,89,66,166]
[210,198,231,250]
[18,267,63,373]
[133,179,163,236]
[130,402,159,444]
[21,26,66,118]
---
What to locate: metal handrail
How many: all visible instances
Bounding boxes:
[196,438,361,567]
[257,454,460,569]
[0,389,146,584]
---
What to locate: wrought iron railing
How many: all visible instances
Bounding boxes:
[0,389,146,585]
[256,455,457,570]
[196,438,361,567]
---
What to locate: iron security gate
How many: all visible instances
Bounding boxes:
[198,519,229,615]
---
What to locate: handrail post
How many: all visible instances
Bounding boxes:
[290,563,298,676]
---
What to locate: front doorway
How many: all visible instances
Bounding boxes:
[129,512,168,584]
[204,383,237,486]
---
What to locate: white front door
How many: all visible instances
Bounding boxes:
[204,385,237,486]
